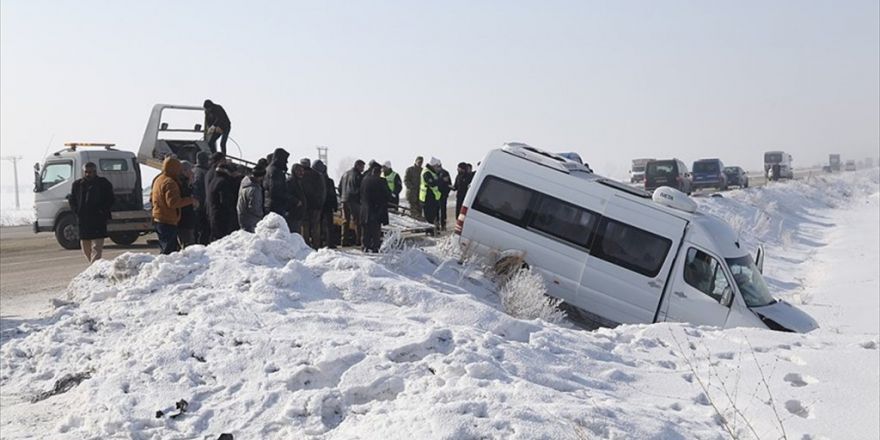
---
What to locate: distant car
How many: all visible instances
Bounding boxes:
[691,159,728,191]
[722,166,749,188]
[845,160,857,171]
[645,159,692,194]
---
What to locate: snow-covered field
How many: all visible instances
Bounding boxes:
[0,185,34,227]
[0,170,877,439]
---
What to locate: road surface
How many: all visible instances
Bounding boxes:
[0,226,157,318]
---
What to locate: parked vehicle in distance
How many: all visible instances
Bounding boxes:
[644,159,692,194]
[691,159,728,191]
[764,151,794,181]
[723,166,749,188]
[845,160,857,172]
[629,158,654,184]
[455,143,817,332]
[829,154,841,172]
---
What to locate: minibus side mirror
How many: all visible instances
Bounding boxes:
[755,245,765,274]
[721,286,733,307]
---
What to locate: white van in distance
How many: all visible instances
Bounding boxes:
[456,143,817,332]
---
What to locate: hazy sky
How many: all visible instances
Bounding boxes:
[1,0,878,186]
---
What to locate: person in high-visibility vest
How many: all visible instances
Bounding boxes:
[420,158,442,226]
[381,161,403,208]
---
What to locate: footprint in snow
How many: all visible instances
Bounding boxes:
[387,329,454,363]
[783,373,818,387]
[784,399,813,419]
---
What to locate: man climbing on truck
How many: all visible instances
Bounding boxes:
[204,99,231,155]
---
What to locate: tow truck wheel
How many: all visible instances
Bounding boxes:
[109,231,139,246]
[55,214,80,250]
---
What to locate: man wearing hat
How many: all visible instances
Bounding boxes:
[420,157,442,227]
[381,161,402,209]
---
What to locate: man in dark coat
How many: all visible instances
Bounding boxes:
[313,160,338,248]
[264,148,290,216]
[338,160,365,246]
[193,151,211,244]
[178,161,198,248]
[360,163,390,253]
[204,99,231,155]
[207,163,238,241]
[298,158,326,249]
[436,161,452,231]
[452,162,474,218]
[286,163,308,235]
[69,162,114,262]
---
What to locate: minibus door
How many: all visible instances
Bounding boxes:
[580,197,688,324]
[659,246,733,327]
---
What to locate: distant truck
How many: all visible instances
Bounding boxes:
[845,160,857,172]
[829,154,841,172]
[763,151,794,181]
[629,158,654,184]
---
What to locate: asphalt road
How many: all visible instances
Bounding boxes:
[0,226,158,317]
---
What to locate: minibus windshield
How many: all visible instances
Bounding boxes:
[726,255,776,307]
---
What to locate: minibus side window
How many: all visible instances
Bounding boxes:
[472,176,534,225]
[529,196,598,248]
[683,248,731,303]
[591,218,672,277]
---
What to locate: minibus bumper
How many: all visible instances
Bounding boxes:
[750,300,818,333]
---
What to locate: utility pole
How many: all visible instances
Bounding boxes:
[1,156,23,209]
[316,146,329,165]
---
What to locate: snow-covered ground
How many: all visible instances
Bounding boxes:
[0,185,34,227]
[0,170,877,439]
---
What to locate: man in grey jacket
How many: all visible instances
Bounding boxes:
[237,166,266,233]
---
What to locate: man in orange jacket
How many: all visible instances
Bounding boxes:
[151,157,196,254]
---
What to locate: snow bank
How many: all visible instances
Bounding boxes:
[1,172,878,439]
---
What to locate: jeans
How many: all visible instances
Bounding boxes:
[156,223,180,255]
[208,127,230,156]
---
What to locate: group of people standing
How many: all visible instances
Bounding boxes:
[404,157,475,231]
[67,147,476,262]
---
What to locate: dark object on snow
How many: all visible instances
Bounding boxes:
[155,398,189,419]
[710,193,724,198]
[218,434,234,440]
[31,371,92,403]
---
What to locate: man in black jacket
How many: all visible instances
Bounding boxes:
[204,99,231,155]
[298,158,326,249]
[207,163,238,241]
[69,162,114,263]
[192,151,211,244]
[452,162,474,218]
[436,161,453,231]
[360,163,390,253]
[178,161,198,248]
[264,148,290,216]
[313,160,338,248]
[287,163,307,235]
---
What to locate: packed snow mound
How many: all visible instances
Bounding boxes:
[2,174,878,439]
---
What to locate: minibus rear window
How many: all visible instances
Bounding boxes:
[591,218,672,277]
[472,176,533,225]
